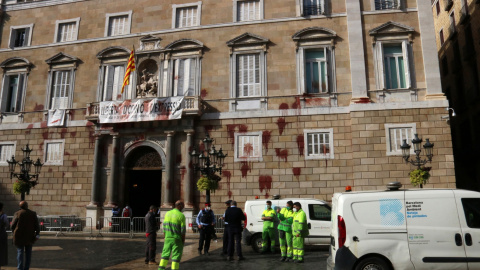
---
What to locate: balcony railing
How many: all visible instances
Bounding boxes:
[374,0,401,10]
[303,5,324,16]
[86,96,202,121]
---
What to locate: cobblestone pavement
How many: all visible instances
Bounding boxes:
[3,235,328,270]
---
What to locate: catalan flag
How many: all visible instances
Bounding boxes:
[121,47,136,94]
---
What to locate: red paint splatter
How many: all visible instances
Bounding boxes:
[265,193,269,199]
[40,121,48,128]
[88,129,95,147]
[48,168,52,172]
[228,191,233,197]
[42,132,49,140]
[240,162,251,178]
[292,97,301,110]
[354,97,371,104]
[27,124,34,129]
[238,124,248,133]
[62,172,66,178]
[33,103,44,111]
[259,175,272,193]
[180,168,186,181]
[70,131,77,137]
[227,124,238,144]
[297,135,305,156]
[25,130,31,135]
[65,152,70,155]
[276,118,287,136]
[279,103,289,110]
[60,128,68,139]
[223,170,232,199]
[201,89,208,99]
[176,154,182,164]
[243,143,253,157]
[69,110,75,121]
[39,142,44,150]
[275,148,288,162]
[86,121,94,127]
[72,160,77,167]
[262,131,272,150]
[292,167,301,180]
[305,97,330,107]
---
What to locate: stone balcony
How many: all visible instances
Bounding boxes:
[85,96,202,122]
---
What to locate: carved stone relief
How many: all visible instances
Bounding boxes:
[136,59,159,98]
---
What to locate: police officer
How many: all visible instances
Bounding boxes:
[261,200,276,254]
[159,201,186,270]
[292,202,309,263]
[196,203,215,255]
[276,200,294,262]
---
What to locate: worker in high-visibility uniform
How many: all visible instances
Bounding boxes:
[292,201,309,263]
[276,200,294,262]
[159,201,186,270]
[261,200,276,254]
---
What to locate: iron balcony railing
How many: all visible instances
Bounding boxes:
[303,5,324,16]
[374,0,401,10]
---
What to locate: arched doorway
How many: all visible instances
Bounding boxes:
[124,146,162,217]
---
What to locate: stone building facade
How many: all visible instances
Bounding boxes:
[431,0,480,191]
[0,0,454,220]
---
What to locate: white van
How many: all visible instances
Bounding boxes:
[242,197,331,252]
[327,182,480,270]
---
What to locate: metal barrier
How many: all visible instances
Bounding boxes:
[7,216,93,237]
[190,214,225,234]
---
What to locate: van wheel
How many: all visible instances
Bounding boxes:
[355,257,391,270]
[251,234,263,253]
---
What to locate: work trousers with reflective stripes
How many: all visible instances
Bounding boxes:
[293,235,304,261]
[278,230,293,258]
[159,237,184,270]
[262,228,275,252]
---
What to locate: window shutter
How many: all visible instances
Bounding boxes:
[1,76,10,112]
[375,41,385,89]
[24,28,30,46]
[176,59,185,96]
[237,55,244,97]
[238,2,244,21]
[187,59,196,96]
[402,40,411,89]
[254,54,260,96]
[15,74,24,112]
[9,30,15,48]
[104,66,114,101]
[324,47,329,93]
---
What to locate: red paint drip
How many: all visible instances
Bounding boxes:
[223,170,232,199]
[292,167,301,180]
[72,160,77,167]
[292,97,301,110]
[243,143,253,157]
[240,162,251,178]
[201,89,208,99]
[265,193,269,199]
[33,103,44,111]
[70,131,77,138]
[275,148,288,162]
[276,118,287,136]
[238,124,248,133]
[65,152,70,155]
[42,132,49,140]
[62,172,65,178]
[39,142,44,150]
[176,154,182,164]
[180,168,186,181]
[226,124,238,144]
[354,97,371,104]
[297,135,305,156]
[48,168,52,172]
[40,121,48,128]
[259,175,272,193]
[279,103,289,110]
[262,131,272,150]
[27,124,34,129]
[86,121,94,127]
[60,128,68,139]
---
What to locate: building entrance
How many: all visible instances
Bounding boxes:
[124,146,163,217]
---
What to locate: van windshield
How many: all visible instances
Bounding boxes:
[308,204,331,221]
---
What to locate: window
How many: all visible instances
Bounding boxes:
[105,11,132,37]
[234,132,262,161]
[436,0,441,15]
[102,65,125,101]
[55,18,80,43]
[440,29,445,46]
[236,0,262,21]
[0,142,15,165]
[50,70,71,109]
[237,54,260,97]
[303,0,325,16]
[384,123,416,155]
[96,47,134,101]
[173,58,197,96]
[172,2,202,29]
[1,74,25,113]
[9,24,33,48]
[383,44,406,89]
[305,49,329,93]
[308,204,331,221]
[304,128,334,159]
[45,52,80,110]
[44,140,64,165]
[374,0,401,10]
[462,198,480,229]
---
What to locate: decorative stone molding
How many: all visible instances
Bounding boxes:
[226,32,270,54]
[292,27,337,50]
[369,21,415,44]
[138,35,162,52]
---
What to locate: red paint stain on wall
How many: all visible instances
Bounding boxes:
[201,89,208,99]
[297,135,305,156]
[48,168,52,173]
[292,97,301,110]
[240,162,251,178]
[39,142,44,150]
[60,128,68,139]
[227,124,238,144]
[223,170,232,199]
[72,160,77,167]
[27,124,34,129]
[275,148,288,162]
[176,154,182,164]
[70,131,77,138]
[25,124,33,135]
[238,124,248,133]
[86,121,94,127]
[276,118,287,136]
[180,168,186,181]
[259,176,272,193]
[243,143,253,157]
[279,103,289,110]
[262,131,272,150]
[292,167,301,180]
[65,152,70,155]
[354,97,371,104]
[33,103,44,111]
[42,132,49,140]
[40,121,48,128]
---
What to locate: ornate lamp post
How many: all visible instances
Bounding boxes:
[189,133,227,204]
[400,134,434,188]
[7,144,43,200]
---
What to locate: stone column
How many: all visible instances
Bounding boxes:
[346,0,370,103]
[88,135,102,206]
[417,0,445,100]
[161,131,175,208]
[184,131,194,208]
[106,134,120,207]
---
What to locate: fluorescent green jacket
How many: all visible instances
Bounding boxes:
[293,209,309,237]
[262,208,276,230]
[277,207,294,233]
[163,208,186,239]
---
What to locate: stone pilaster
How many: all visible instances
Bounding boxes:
[185,130,194,208]
[106,134,119,207]
[161,131,175,208]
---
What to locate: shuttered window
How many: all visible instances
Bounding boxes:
[305,49,328,93]
[307,132,330,156]
[50,71,71,109]
[238,135,260,158]
[175,6,198,28]
[102,65,126,101]
[237,54,260,97]
[0,143,15,165]
[173,58,196,96]
[45,141,64,165]
[108,15,128,36]
[237,0,260,21]
[1,74,25,113]
[57,22,77,42]
[388,127,413,153]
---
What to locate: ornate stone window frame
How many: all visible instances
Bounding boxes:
[43,139,65,166]
[0,57,32,123]
[54,17,80,43]
[227,32,269,112]
[8,24,34,49]
[172,1,202,29]
[234,131,263,162]
[104,10,132,37]
[159,39,204,97]
[233,0,264,22]
[304,128,334,160]
[45,52,80,111]
[95,46,135,101]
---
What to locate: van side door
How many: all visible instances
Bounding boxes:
[453,191,480,269]
[305,203,331,244]
[405,190,467,270]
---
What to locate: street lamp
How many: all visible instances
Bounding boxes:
[400,134,434,169]
[7,144,43,200]
[189,133,227,204]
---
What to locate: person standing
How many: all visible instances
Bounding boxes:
[196,203,215,255]
[159,201,186,270]
[111,205,121,232]
[0,202,9,270]
[121,205,132,232]
[276,200,294,262]
[221,200,232,256]
[145,205,159,265]
[261,200,276,254]
[224,200,245,261]
[11,201,40,270]
[292,202,309,263]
